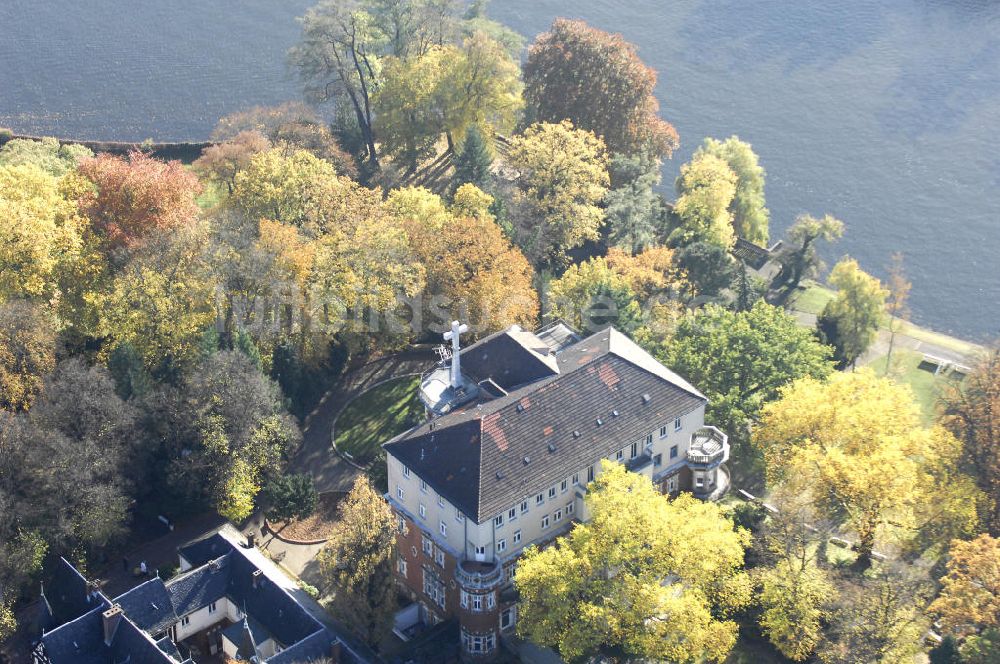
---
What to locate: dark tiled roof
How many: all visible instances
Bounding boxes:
[167,555,231,617]
[41,557,97,629]
[264,629,338,663]
[42,605,178,664]
[386,327,706,522]
[114,577,178,635]
[177,532,230,568]
[155,634,183,660]
[732,237,773,270]
[458,326,560,391]
[227,553,322,647]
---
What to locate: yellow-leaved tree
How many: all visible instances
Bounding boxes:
[516,462,751,662]
[755,369,982,566]
[929,534,1000,639]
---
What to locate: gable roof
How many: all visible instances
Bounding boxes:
[40,557,97,630]
[41,604,182,664]
[114,577,178,635]
[177,532,230,568]
[458,325,561,392]
[386,327,706,522]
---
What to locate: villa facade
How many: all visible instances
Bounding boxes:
[383,323,730,661]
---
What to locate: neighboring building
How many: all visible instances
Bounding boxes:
[384,322,730,661]
[32,526,373,664]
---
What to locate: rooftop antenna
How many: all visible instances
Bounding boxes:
[443,320,468,389]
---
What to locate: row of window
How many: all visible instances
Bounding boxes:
[422,568,446,609]
[461,629,496,655]
[460,589,496,612]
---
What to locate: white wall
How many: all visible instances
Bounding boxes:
[173,596,230,641]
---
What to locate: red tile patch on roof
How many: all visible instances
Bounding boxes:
[482,412,509,452]
[597,362,621,389]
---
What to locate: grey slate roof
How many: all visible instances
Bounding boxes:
[458,325,560,391]
[41,605,179,664]
[178,532,230,568]
[265,629,340,663]
[40,557,97,629]
[115,577,178,635]
[167,555,231,617]
[385,326,707,522]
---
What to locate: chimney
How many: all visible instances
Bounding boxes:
[102,605,123,646]
[209,558,222,572]
[252,569,263,589]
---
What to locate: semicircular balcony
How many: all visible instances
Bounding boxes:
[686,426,730,468]
[455,558,503,591]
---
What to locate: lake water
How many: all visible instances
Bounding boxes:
[2,0,998,340]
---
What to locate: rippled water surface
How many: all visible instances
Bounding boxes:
[2,0,998,339]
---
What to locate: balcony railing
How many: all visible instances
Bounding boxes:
[687,426,729,465]
[455,559,503,590]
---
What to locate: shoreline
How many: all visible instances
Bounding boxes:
[0,130,210,163]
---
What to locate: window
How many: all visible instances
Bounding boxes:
[181,615,190,627]
[208,601,217,614]
[422,535,433,555]
[423,569,446,609]
[646,433,653,445]
[630,442,638,458]
[513,529,521,544]
[437,496,444,508]
[541,515,550,529]
[566,501,574,515]
[402,465,410,478]
[670,445,678,459]
[667,476,678,493]
[460,590,469,609]
[695,474,705,488]
[674,417,682,432]
[497,539,506,553]
[474,544,486,556]
[420,479,427,492]
[660,425,668,438]
[434,547,445,568]
[494,514,504,528]
[396,515,406,534]
[587,465,595,482]
[554,508,563,522]
[487,593,496,609]
[572,473,579,485]
[560,479,568,493]
[653,453,662,468]
[396,486,404,500]
[500,607,517,631]
[536,493,544,505]
[616,449,624,461]
[461,629,496,654]
[439,520,447,537]
[472,594,483,611]
[419,503,426,519]
[455,507,464,523]
[520,500,529,514]
[548,486,557,499]
[508,507,517,521]
[397,556,408,576]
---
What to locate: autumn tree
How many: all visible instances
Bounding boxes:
[523,18,678,158]
[776,213,844,292]
[0,163,86,301]
[547,256,643,334]
[941,347,1000,534]
[0,137,93,176]
[77,151,202,252]
[290,1,385,166]
[388,186,537,333]
[756,491,836,662]
[516,462,751,662]
[505,120,610,266]
[193,130,271,194]
[929,534,1000,639]
[662,301,832,463]
[695,136,769,245]
[671,153,738,250]
[755,370,982,566]
[883,252,911,374]
[318,474,396,648]
[0,301,57,412]
[818,257,887,368]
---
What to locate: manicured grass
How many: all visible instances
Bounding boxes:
[786,280,835,315]
[334,375,423,466]
[865,348,963,421]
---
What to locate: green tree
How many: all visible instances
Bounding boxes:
[0,137,93,176]
[505,120,610,266]
[516,462,751,662]
[818,257,887,368]
[290,0,385,166]
[262,474,318,523]
[452,124,492,190]
[695,136,769,245]
[0,301,57,412]
[523,18,678,158]
[671,153,738,250]
[776,213,844,292]
[604,152,664,253]
[318,474,397,648]
[674,241,738,301]
[107,342,154,401]
[662,301,832,458]
[547,256,643,334]
[929,636,963,664]
[962,629,1000,663]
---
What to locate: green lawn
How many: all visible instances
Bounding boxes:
[865,348,961,421]
[334,375,423,466]
[786,280,835,315]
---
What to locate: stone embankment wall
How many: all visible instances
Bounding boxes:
[0,131,210,162]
